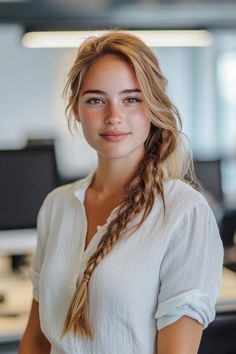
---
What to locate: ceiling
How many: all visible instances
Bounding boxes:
[1,0,236,31]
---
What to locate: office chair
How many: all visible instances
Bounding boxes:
[220,209,236,272]
[198,313,236,354]
[220,209,236,248]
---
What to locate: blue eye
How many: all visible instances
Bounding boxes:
[86,98,103,105]
[124,97,141,103]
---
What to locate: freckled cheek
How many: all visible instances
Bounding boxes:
[141,118,151,139]
[129,113,150,132]
[79,106,105,122]
[80,115,103,139]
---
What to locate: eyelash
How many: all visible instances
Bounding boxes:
[86,98,104,105]
[86,96,141,105]
[124,97,141,103]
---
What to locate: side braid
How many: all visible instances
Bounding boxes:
[62,127,176,338]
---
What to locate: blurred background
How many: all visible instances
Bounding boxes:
[0,0,236,353]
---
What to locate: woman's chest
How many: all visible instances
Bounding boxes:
[83,191,122,251]
[38,210,169,347]
[41,214,167,307]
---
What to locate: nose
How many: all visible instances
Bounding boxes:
[104,102,122,126]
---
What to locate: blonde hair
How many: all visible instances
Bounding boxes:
[62,30,199,339]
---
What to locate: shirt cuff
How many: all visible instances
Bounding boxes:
[155,289,215,330]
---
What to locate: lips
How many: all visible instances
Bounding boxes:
[100,131,130,136]
[100,131,131,142]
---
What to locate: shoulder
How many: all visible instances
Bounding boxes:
[160,179,214,229]
[161,179,222,251]
[48,180,80,200]
[40,176,87,211]
[163,179,207,212]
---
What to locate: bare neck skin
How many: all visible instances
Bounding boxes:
[90,149,144,198]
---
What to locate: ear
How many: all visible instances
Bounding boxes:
[74,112,80,122]
[69,95,80,121]
[72,105,80,122]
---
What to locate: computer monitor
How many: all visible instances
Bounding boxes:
[194,159,223,203]
[0,145,59,230]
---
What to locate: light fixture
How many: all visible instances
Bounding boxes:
[22,29,214,48]
[0,0,29,2]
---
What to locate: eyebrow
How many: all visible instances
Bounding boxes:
[81,89,142,96]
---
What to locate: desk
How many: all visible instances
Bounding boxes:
[0,267,236,344]
[0,274,32,343]
[0,230,36,256]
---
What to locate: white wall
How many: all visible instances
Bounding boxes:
[0,24,97,178]
[0,24,197,178]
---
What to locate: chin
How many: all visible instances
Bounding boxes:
[99,147,144,161]
[101,153,129,160]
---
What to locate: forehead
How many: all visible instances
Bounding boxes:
[80,55,140,91]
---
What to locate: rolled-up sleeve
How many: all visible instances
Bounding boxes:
[154,201,224,330]
[29,194,51,302]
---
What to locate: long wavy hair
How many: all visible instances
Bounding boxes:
[61,30,199,339]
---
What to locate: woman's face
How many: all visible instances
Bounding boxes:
[77,55,150,162]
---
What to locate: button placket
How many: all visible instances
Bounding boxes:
[74,178,120,286]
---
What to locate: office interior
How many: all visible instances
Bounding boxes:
[0,0,236,353]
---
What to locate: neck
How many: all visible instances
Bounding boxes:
[91,153,144,197]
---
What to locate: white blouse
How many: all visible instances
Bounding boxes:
[29,170,224,354]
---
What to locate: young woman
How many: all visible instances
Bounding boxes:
[19,31,223,354]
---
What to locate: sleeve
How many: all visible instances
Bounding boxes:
[154,201,224,331]
[29,194,52,302]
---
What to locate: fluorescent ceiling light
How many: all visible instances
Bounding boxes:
[0,0,29,2]
[22,30,214,48]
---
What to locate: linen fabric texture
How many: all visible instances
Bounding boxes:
[29,171,224,354]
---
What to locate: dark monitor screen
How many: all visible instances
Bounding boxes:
[0,146,59,230]
[194,159,223,203]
